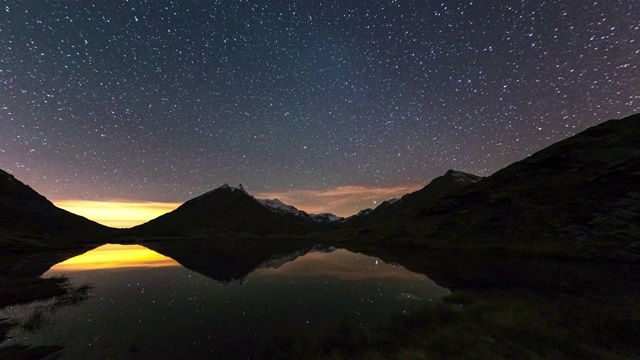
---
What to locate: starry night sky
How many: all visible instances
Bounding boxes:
[1,0,639,217]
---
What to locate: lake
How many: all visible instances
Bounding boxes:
[0,243,449,359]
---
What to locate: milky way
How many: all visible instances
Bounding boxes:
[1,1,639,215]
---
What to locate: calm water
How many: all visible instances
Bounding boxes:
[1,243,449,359]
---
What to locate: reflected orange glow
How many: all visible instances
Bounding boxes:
[49,244,180,272]
[52,200,181,228]
[256,249,427,281]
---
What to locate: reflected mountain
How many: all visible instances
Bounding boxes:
[7,240,334,285]
[342,243,640,297]
[4,243,450,360]
[142,240,334,283]
[7,247,98,278]
[11,238,640,297]
[48,244,180,271]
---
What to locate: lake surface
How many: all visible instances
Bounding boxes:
[0,243,449,359]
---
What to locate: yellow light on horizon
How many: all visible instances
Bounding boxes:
[53,200,181,228]
[48,244,180,272]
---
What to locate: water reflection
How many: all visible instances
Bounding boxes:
[50,244,179,271]
[255,249,428,281]
[1,243,449,360]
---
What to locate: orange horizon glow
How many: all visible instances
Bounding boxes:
[51,184,422,227]
[47,244,180,272]
[53,199,181,228]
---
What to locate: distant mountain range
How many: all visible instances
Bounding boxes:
[1,113,638,260]
[256,196,342,223]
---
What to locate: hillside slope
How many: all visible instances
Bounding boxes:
[344,114,640,260]
[0,169,113,244]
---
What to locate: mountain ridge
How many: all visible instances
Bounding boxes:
[2,113,639,260]
[348,169,483,222]
[0,169,113,243]
[351,113,640,260]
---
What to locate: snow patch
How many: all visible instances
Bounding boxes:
[347,208,373,220]
[257,198,307,217]
[448,171,482,185]
[257,198,343,222]
[309,213,343,223]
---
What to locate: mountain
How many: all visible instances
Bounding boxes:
[4,113,638,261]
[257,198,310,218]
[349,170,483,222]
[131,184,315,237]
[257,198,342,223]
[355,113,640,260]
[0,169,112,244]
[309,213,343,223]
[346,208,374,221]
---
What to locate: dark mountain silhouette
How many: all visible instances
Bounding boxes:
[345,208,373,221]
[130,184,315,237]
[350,170,483,222]
[352,113,640,260]
[0,169,112,244]
[2,113,639,261]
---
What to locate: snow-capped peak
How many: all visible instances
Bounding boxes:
[309,212,343,223]
[256,198,343,222]
[445,170,482,185]
[347,208,373,220]
[257,198,306,217]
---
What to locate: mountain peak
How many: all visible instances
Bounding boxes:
[346,169,483,221]
[200,183,251,197]
[309,212,343,223]
[256,198,307,218]
[442,169,484,185]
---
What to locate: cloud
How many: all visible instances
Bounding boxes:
[255,184,421,217]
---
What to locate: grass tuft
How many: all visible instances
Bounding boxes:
[261,289,640,360]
